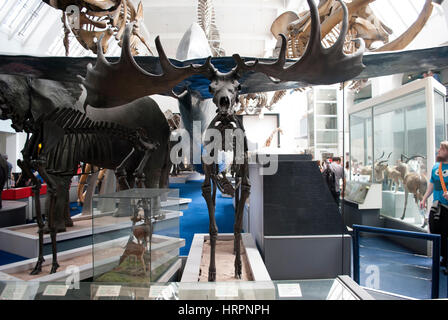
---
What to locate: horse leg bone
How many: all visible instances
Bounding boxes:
[233,168,250,279]
[19,159,45,275]
[38,166,60,274]
[115,147,135,190]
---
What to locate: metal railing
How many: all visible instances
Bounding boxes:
[352,224,441,299]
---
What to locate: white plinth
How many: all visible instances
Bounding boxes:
[0,235,184,283]
[179,233,274,300]
[0,210,183,258]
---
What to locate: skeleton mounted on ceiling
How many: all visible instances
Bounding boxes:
[197,0,225,57]
[43,0,152,56]
[257,0,435,109]
[80,0,365,281]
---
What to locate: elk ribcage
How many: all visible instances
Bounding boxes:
[41,108,140,175]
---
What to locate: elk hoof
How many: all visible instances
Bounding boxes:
[208,270,216,282]
[50,262,60,274]
[30,261,43,275]
[30,268,41,276]
[234,263,242,279]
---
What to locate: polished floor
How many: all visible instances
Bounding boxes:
[0,180,446,299]
[358,236,448,299]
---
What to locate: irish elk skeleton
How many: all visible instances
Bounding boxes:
[79,0,365,280]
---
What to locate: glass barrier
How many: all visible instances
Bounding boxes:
[0,277,366,300]
[353,225,443,299]
[92,189,182,284]
[349,108,373,182]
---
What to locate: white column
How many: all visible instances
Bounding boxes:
[4,132,27,173]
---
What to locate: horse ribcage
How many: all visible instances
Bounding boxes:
[42,108,138,174]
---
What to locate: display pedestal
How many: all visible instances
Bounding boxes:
[180,233,274,299]
[0,210,182,258]
[0,201,27,228]
[169,172,195,184]
[0,235,184,283]
[247,155,351,279]
[382,191,423,223]
[343,200,381,229]
[2,186,48,222]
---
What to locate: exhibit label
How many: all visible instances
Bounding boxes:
[277,283,303,298]
[43,285,68,296]
[215,284,238,297]
[0,283,28,300]
[95,285,122,297]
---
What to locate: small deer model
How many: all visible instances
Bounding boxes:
[119,241,147,273]
[399,155,428,225]
[133,223,151,249]
[386,165,402,192]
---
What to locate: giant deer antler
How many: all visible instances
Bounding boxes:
[79,23,214,108]
[232,0,364,85]
[81,0,364,108]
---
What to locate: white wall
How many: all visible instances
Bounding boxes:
[0,131,26,173]
[260,89,307,153]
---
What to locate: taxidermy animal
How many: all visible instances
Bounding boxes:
[80,0,364,281]
[119,240,146,273]
[401,172,428,225]
[386,165,402,192]
[373,152,391,183]
[398,155,427,224]
[0,73,170,275]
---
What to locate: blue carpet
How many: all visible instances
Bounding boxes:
[69,202,83,216]
[170,180,235,256]
[0,250,27,265]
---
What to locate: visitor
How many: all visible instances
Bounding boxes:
[345,161,350,180]
[3,154,13,188]
[421,141,448,273]
[329,156,345,206]
[316,160,322,172]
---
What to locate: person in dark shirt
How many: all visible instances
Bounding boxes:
[329,156,345,206]
[3,155,12,188]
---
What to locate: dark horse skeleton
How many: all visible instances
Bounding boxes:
[79,0,364,280]
[0,71,170,274]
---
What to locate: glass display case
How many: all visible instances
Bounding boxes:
[349,77,447,229]
[92,188,184,283]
